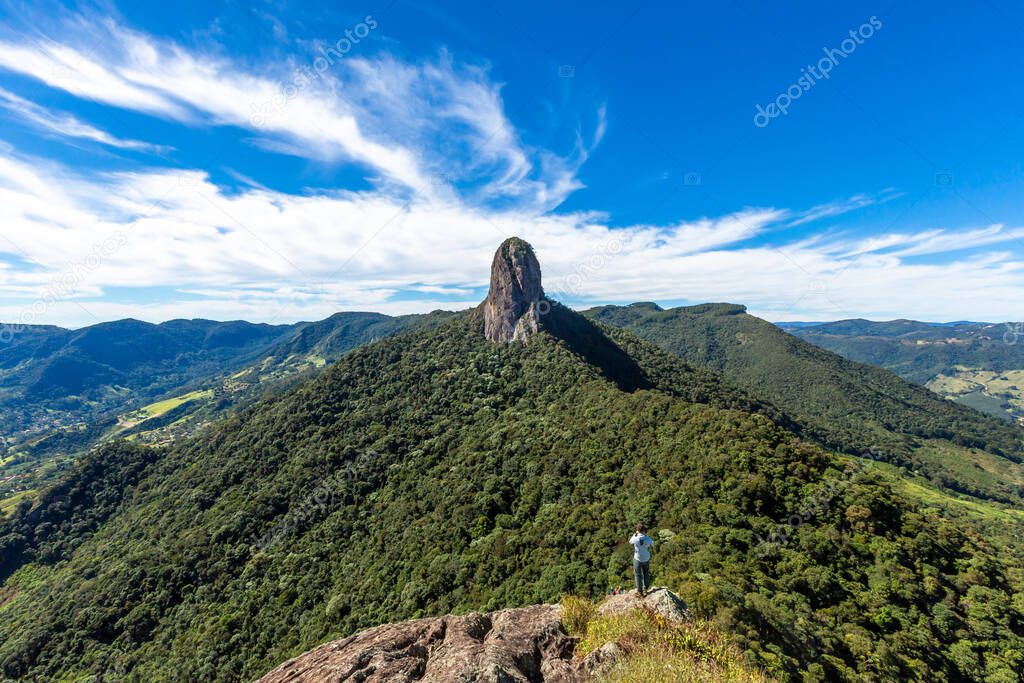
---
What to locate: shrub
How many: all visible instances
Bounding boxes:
[560,595,597,636]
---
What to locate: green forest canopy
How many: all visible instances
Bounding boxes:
[1,306,1021,682]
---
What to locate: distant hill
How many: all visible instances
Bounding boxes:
[0,318,292,426]
[0,312,452,514]
[584,302,1024,503]
[786,319,1024,423]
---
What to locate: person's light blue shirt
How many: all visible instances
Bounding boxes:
[629,532,654,562]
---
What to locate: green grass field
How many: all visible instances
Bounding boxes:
[897,477,1024,523]
[0,488,37,518]
[140,390,214,417]
[117,389,214,428]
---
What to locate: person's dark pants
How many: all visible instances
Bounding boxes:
[633,559,651,593]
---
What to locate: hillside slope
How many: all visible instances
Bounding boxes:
[0,312,451,441]
[584,303,1024,503]
[781,319,1020,386]
[0,318,292,422]
[1,241,1021,682]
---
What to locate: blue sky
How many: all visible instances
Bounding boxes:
[0,0,1022,327]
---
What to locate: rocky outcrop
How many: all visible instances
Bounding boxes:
[258,590,693,683]
[483,237,545,343]
[259,604,582,683]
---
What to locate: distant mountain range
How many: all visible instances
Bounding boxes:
[0,312,452,511]
[779,320,992,328]
[782,318,1024,424]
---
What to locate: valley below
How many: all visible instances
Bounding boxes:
[785,320,1024,425]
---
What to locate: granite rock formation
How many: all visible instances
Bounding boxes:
[482,237,545,343]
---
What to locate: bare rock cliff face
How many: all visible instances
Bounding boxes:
[483,237,545,343]
[258,604,582,683]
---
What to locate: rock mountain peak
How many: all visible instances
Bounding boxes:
[483,237,545,343]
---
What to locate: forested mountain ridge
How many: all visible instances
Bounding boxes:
[6,297,1017,523]
[1,240,1021,682]
[1,318,291,410]
[584,302,1024,504]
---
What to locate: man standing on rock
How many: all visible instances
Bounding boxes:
[629,523,655,596]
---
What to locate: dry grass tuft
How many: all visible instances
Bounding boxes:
[560,595,598,636]
[564,595,772,683]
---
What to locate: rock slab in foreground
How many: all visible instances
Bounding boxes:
[259,604,582,683]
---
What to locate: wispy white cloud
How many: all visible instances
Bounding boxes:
[0,149,1021,326]
[0,87,171,153]
[834,224,1024,258]
[786,188,903,227]
[0,40,190,117]
[0,18,598,210]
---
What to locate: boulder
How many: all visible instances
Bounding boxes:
[580,642,624,678]
[597,587,691,624]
